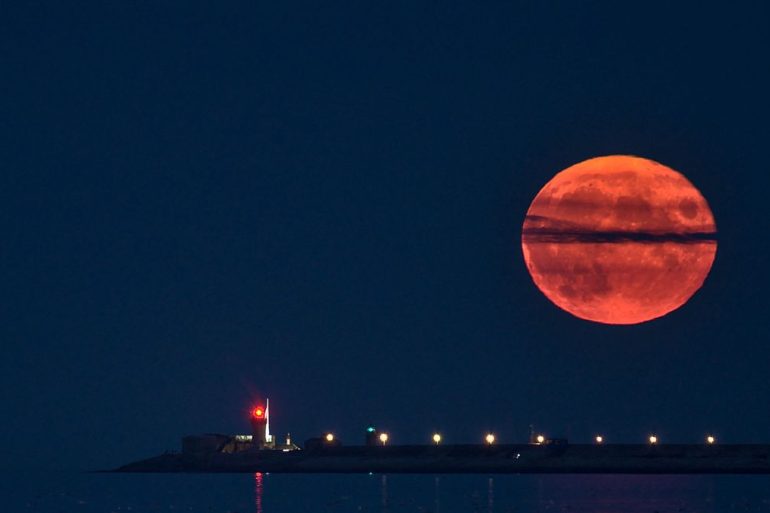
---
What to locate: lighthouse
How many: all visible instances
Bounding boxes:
[248,398,297,451]
[250,399,274,448]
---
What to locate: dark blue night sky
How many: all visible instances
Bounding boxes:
[2,2,769,471]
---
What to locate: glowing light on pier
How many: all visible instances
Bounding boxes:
[649,435,658,444]
[536,435,545,444]
[325,433,334,442]
[379,433,389,445]
[706,435,716,444]
[595,435,604,444]
[432,433,442,444]
[485,433,495,445]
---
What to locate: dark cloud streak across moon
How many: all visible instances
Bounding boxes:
[522,215,718,244]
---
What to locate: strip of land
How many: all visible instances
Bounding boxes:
[113,444,770,474]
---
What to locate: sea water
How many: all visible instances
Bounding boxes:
[4,471,770,512]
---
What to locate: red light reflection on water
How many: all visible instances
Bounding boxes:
[254,472,263,513]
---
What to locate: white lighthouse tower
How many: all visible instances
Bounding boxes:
[265,398,273,444]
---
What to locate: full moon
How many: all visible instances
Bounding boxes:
[521,155,717,325]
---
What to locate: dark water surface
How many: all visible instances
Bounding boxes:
[5,472,770,512]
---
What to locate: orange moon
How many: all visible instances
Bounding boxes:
[521,155,717,325]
